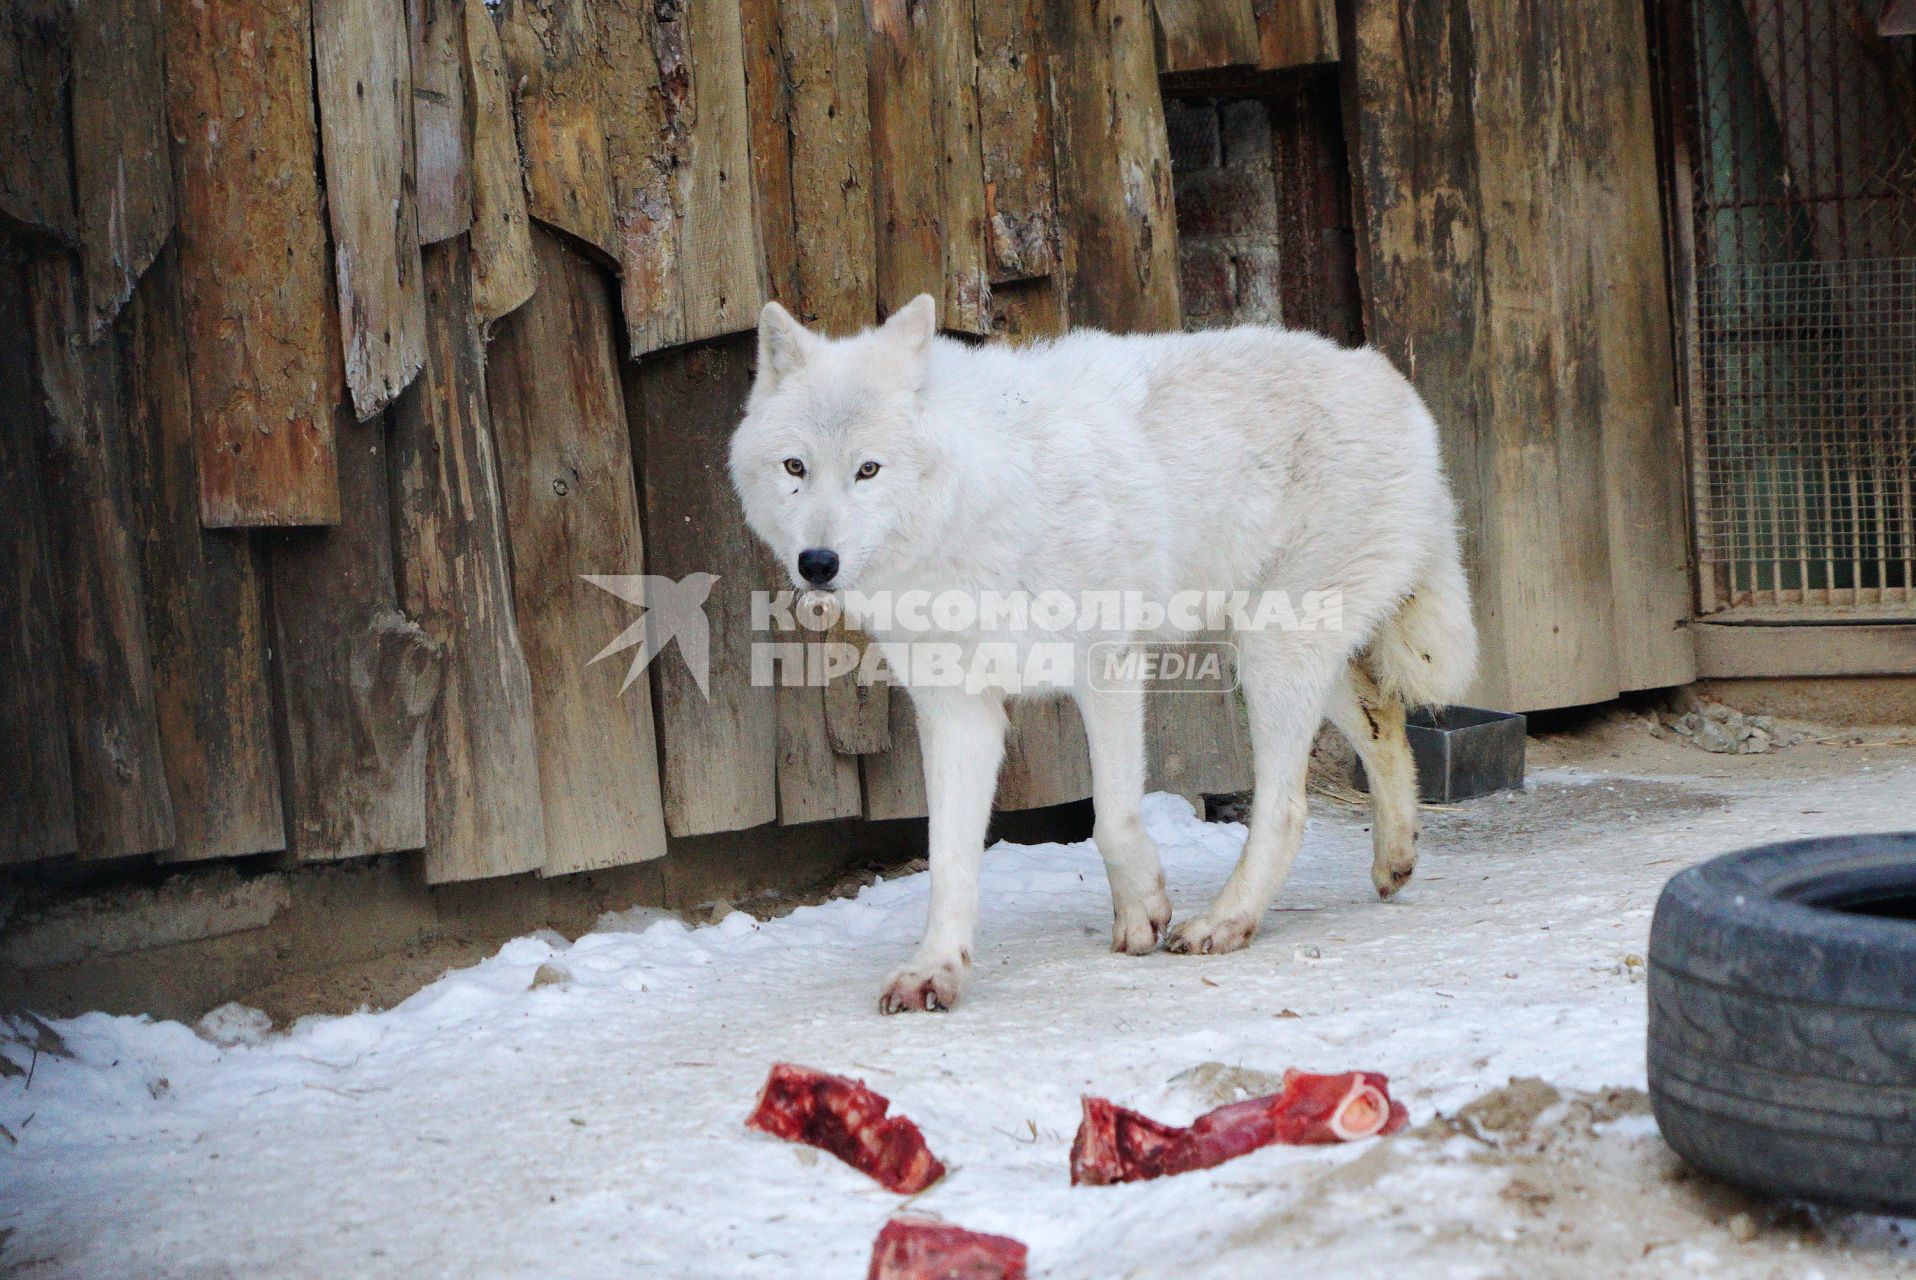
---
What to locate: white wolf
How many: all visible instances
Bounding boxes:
[730,295,1476,1014]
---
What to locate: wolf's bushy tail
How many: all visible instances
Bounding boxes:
[1367,523,1478,710]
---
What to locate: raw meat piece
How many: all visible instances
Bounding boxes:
[866,1218,1028,1280]
[746,1062,947,1194]
[1070,1068,1409,1185]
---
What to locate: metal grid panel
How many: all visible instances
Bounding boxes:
[1683,0,1916,612]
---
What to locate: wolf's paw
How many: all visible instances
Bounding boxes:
[1371,855,1415,899]
[1111,889,1172,955]
[878,955,968,1014]
[1165,912,1258,956]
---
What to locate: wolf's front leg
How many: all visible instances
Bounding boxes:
[1074,677,1172,953]
[879,686,1009,1014]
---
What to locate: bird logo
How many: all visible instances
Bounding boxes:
[582,573,719,699]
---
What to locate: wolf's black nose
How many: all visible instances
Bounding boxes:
[797,548,839,586]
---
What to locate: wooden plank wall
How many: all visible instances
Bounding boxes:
[0,0,1696,882]
[1345,0,1694,713]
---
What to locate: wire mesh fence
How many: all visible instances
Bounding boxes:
[1681,0,1916,611]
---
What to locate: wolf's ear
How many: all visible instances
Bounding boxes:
[756,301,816,388]
[881,293,937,363]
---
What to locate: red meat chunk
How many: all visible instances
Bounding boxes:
[746,1063,948,1194]
[866,1218,1028,1280]
[1070,1068,1409,1185]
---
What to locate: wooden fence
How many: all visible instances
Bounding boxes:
[0,0,1694,886]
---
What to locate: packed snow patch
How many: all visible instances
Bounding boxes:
[4,766,1915,1278]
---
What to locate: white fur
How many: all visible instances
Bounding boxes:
[731,296,1477,1012]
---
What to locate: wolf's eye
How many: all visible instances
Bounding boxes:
[783,458,806,478]
[856,461,881,480]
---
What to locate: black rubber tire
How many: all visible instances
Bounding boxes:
[1647,831,1916,1216]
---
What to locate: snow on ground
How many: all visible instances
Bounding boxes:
[4,749,1915,1279]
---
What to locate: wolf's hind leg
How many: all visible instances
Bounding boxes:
[1167,634,1338,955]
[1326,659,1420,898]
[1074,676,1172,954]
[880,686,1007,1014]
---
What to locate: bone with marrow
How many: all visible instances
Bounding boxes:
[1069,1069,1409,1185]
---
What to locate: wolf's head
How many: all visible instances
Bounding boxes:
[729,294,948,594]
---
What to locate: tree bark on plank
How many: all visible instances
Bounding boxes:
[976,0,1060,283]
[161,0,342,527]
[1151,0,1261,73]
[766,0,884,817]
[495,0,620,266]
[314,0,428,420]
[867,0,942,318]
[0,1,77,243]
[26,254,177,859]
[0,259,78,865]
[488,228,668,875]
[1251,0,1338,69]
[929,0,991,333]
[70,0,175,337]
[740,0,799,307]
[1049,0,1249,796]
[780,0,878,331]
[410,0,474,246]
[599,0,766,355]
[389,238,547,883]
[126,247,286,862]
[463,0,536,324]
[626,336,778,837]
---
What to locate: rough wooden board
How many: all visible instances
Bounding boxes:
[1345,0,1498,695]
[463,0,536,324]
[1584,0,1695,693]
[823,618,891,755]
[982,283,1091,810]
[989,273,1068,343]
[780,0,877,331]
[266,408,441,861]
[867,0,943,319]
[1470,0,1622,711]
[496,0,620,265]
[389,239,548,884]
[976,0,1060,283]
[627,336,778,836]
[70,0,175,336]
[0,0,76,242]
[1050,0,1240,790]
[740,0,799,306]
[859,683,927,821]
[487,227,668,876]
[1047,0,1182,333]
[930,0,991,333]
[997,695,1092,810]
[125,248,286,862]
[161,0,342,528]
[1151,0,1261,72]
[313,0,428,421]
[600,0,765,355]
[410,0,474,245]
[1146,684,1250,796]
[778,678,864,824]
[1251,0,1338,69]
[26,254,177,859]
[0,258,78,864]
[1347,0,1688,713]
[1693,623,1916,679]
